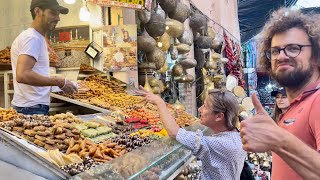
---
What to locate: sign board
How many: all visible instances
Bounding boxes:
[89,0,152,10]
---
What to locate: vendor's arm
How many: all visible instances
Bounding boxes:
[16,55,77,94]
[136,86,179,137]
[240,93,320,180]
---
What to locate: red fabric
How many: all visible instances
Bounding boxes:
[223,32,246,89]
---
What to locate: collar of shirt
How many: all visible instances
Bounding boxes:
[290,80,320,105]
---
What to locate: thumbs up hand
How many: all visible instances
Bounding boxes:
[240,93,284,152]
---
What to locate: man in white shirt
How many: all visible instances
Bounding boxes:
[11,0,77,115]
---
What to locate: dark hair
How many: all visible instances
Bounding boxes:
[206,90,240,130]
[258,8,320,73]
[30,6,47,20]
[272,105,282,123]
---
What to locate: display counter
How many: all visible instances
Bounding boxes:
[0,111,206,180]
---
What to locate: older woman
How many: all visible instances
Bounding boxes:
[137,86,247,180]
[271,88,290,122]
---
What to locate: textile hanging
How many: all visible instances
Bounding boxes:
[224,32,246,89]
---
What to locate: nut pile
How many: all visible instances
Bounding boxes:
[111,134,152,152]
[109,121,134,134]
[61,156,100,176]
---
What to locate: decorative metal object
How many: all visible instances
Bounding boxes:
[178,57,197,69]
[145,12,166,38]
[158,0,177,14]
[155,6,166,19]
[175,43,191,54]
[159,32,171,51]
[138,10,151,24]
[196,36,214,49]
[146,47,166,70]
[169,45,178,60]
[189,12,207,32]
[178,29,193,46]
[168,3,190,23]
[172,63,184,77]
[165,18,184,38]
[137,30,157,53]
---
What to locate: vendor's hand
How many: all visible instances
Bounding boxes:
[60,79,77,94]
[240,93,284,152]
[136,85,164,105]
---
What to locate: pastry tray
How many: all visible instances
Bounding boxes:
[0,127,69,179]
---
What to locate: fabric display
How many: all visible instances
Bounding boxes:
[224,32,246,89]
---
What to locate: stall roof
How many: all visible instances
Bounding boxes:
[239,0,298,43]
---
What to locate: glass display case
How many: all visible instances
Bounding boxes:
[71,123,208,180]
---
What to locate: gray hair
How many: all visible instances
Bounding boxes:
[206,90,240,130]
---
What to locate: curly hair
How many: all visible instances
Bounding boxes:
[258,8,320,73]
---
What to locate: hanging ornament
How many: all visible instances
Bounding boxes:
[144,74,153,92]
[138,10,151,24]
[146,47,166,70]
[158,33,171,51]
[137,30,157,53]
[165,18,184,38]
[174,99,186,111]
[169,45,178,60]
[172,63,184,77]
[168,3,190,23]
[178,29,193,46]
[145,12,166,39]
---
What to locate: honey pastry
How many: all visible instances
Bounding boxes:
[24,129,36,137]
[88,145,97,156]
[71,129,80,135]
[35,135,46,141]
[12,127,24,133]
[22,135,35,142]
[34,139,46,147]
[79,150,90,158]
[56,143,68,151]
[93,148,103,159]
[33,126,46,131]
[54,127,63,135]
[65,129,74,137]
[36,131,49,137]
[45,144,57,150]
[55,133,66,140]
[102,154,113,161]
[80,140,86,150]
[45,138,56,145]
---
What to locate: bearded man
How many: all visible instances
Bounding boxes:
[240,8,320,180]
[11,0,77,115]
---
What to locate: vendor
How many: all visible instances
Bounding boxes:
[137,86,246,180]
[10,0,77,115]
[271,88,289,122]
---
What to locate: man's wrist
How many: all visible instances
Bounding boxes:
[271,127,289,153]
[52,77,65,88]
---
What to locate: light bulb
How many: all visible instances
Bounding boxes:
[79,6,90,22]
[157,42,163,48]
[64,0,76,4]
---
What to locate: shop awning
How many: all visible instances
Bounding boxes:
[239,0,298,43]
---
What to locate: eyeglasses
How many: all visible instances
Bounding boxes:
[266,44,312,60]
